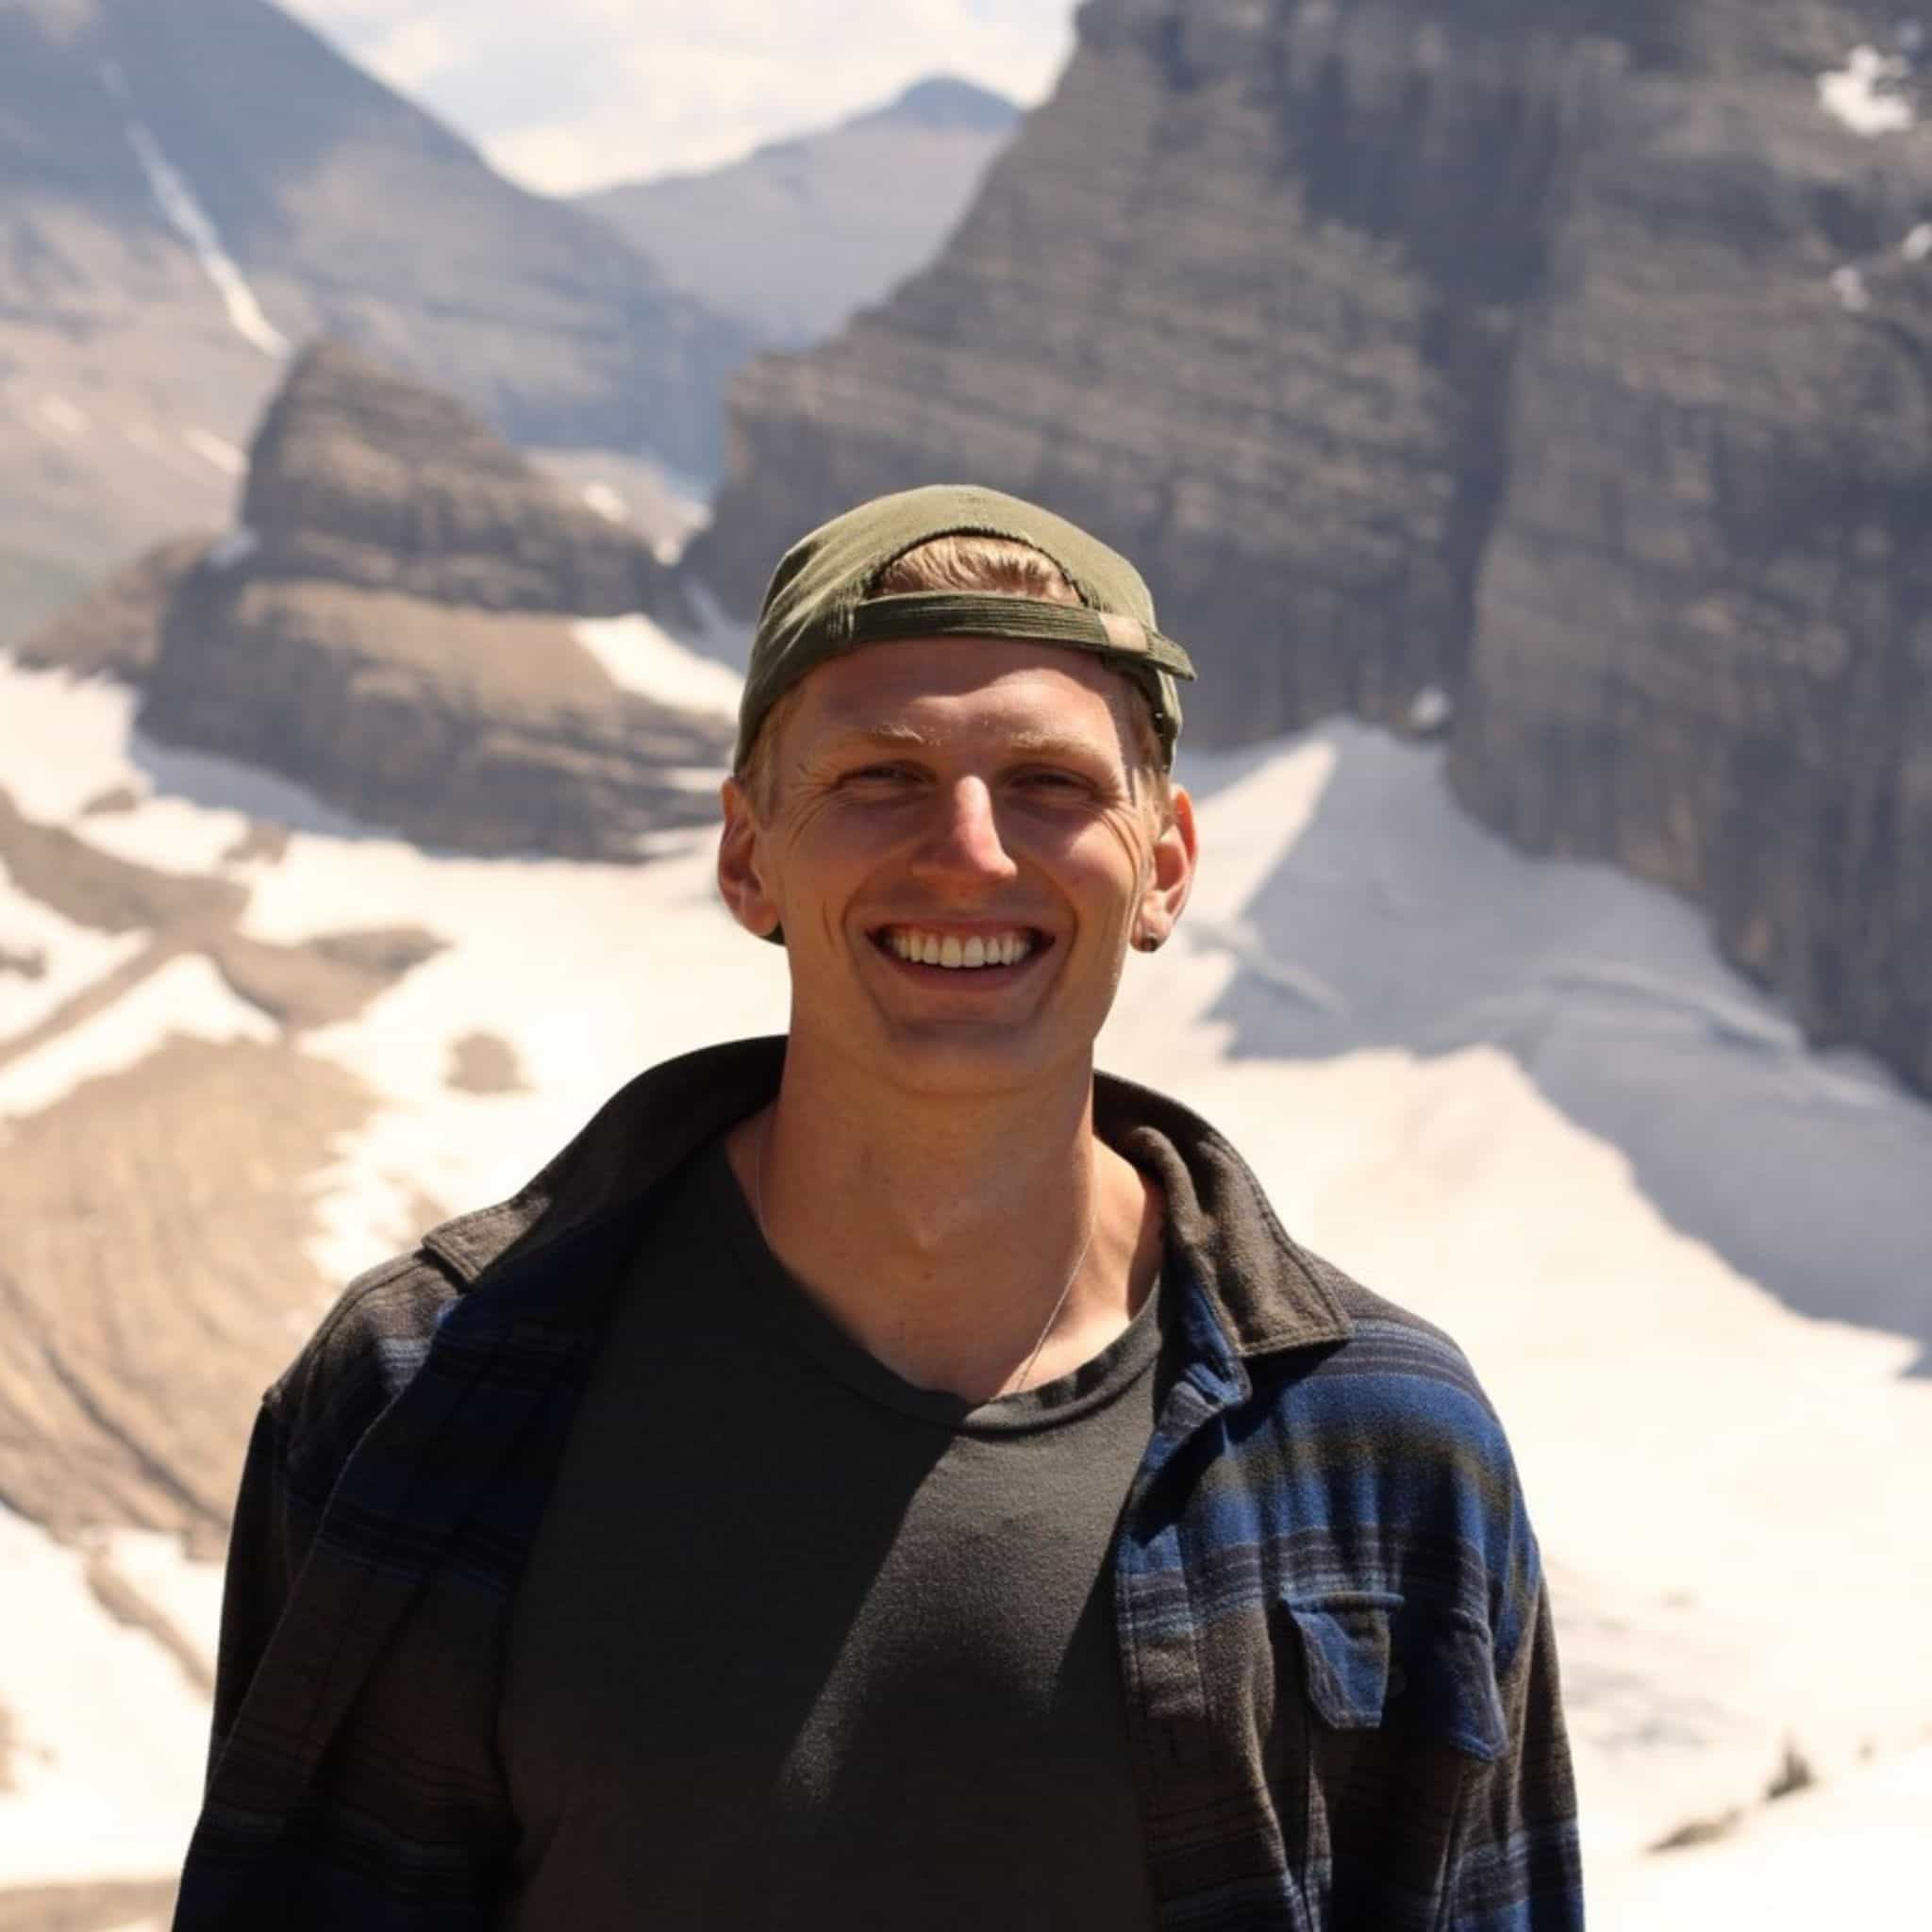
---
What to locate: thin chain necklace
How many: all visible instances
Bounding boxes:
[750,1114,1096,1396]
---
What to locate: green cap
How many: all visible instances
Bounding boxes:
[736,483,1195,774]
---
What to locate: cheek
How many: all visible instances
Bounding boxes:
[1054,817,1153,929]
[769,805,902,907]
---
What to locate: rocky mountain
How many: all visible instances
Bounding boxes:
[691,0,1932,1096]
[0,0,753,591]
[577,76,1020,349]
[19,341,737,860]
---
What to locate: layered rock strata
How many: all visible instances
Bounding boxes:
[236,343,683,617]
[694,0,1626,741]
[1450,19,1932,1094]
[695,0,1932,1092]
[142,576,727,858]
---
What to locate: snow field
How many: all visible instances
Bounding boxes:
[242,822,790,1283]
[1103,736,1932,1876]
[0,1506,218,1886]
[1589,1739,1932,1927]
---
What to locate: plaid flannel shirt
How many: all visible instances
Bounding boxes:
[175,1037,1583,1930]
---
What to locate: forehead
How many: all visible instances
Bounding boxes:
[786,634,1141,753]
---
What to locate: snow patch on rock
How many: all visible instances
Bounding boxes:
[1818,48,1917,137]
[1408,685,1454,735]
[579,481,628,524]
[572,614,744,717]
[118,110,289,358]
[206,525,259,572]
[0,953,278,1121]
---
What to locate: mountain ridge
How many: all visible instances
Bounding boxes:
[576,72,1021,348]
[0,0,754,577]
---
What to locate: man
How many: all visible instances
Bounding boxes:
[176,485,1583,1929]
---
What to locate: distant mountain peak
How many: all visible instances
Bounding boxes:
[577,71,1021,349]
[870,75,1019,134]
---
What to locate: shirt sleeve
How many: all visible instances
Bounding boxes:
[202,1395,324,1790]
[1444,1573,1586,1930]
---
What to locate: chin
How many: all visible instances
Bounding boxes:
[872,1018,1097,1096]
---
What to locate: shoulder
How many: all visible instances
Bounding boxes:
[1294,1258,1507,1445]
[1231,1252,1544,1660]
[261,1245,460,1504]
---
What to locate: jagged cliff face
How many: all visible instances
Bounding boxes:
[695,0,1632,738]
[1453,11,1932,1091]
[695,0,1930,1092]
[25,343,734,860]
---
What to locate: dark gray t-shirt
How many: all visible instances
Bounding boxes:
[499,1139,1166,1930]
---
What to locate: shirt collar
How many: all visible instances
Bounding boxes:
[421,1036,1352,1361]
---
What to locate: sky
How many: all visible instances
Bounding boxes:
[277,0,1082,194]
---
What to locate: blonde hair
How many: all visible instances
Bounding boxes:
[739,534,1169,818]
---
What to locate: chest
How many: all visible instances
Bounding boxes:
[494,1284,1162,1926]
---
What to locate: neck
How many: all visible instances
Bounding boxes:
[724,1032,1160,1400]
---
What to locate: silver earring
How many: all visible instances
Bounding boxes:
[1136,932,1163,953]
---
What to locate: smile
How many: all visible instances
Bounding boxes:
[874,927,1042,970]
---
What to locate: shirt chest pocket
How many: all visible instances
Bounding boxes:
[1279,1592,1507,1920]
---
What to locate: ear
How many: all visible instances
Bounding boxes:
[717,775,783,940]
[1134,784,1197,951]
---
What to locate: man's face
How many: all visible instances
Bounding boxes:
[719,635,1196,1098]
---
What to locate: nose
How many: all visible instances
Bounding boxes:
[908,776,1019,889]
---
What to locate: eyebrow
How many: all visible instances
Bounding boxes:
[810,724,1116,762]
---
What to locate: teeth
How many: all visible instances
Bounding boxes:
[886,930,1034,970]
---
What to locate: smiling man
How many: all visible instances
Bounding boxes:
[176,487,1582,1931]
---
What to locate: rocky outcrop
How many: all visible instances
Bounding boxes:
[235,342,680,617]
[56,343,738,860]
[143,575,729,858]
[694,0,1932,1093]
[14,534,213,679]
